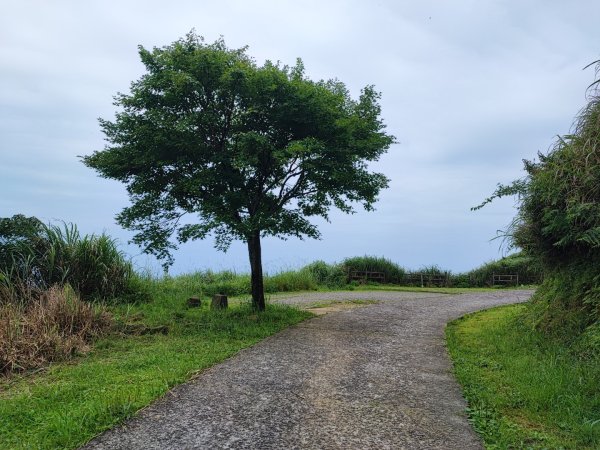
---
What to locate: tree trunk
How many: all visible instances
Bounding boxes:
[247,230,266,311]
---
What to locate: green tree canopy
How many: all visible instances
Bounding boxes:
[83,32,395,310]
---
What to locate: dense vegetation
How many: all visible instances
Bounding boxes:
[476,61,600,354]
[0,215,137,304]
[0,215,140,375]
[445,62,600,449]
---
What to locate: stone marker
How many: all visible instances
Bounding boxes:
[187,297,201,308]
[211,294,228,309]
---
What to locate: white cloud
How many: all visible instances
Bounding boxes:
[1,0,599,274]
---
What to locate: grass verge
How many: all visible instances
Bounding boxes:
[0,302,312,449]
[446,304,600,449]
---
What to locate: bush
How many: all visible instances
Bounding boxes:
[342,255,405,284]
[0,217,139,304]
[0,285,112,375]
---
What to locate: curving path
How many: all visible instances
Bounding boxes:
[83,289,533,449]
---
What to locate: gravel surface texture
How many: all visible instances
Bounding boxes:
[83,289,533,450]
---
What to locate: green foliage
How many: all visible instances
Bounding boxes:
[263,270,317,293]
[0,216,138,304]
[0,214,44,269]
[415,264,443,276]
[82,31,393,263]
[447,304,600,449]
[144,268,318,301]
[82,31,394,309]
[342,255,405,283]
[525,264,600,355]
[397,265,450,287]
[476,61,600,344]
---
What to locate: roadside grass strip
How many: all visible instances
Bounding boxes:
[446,304,600,449]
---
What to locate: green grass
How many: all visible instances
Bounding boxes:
[0,296,312,449]
[446,304,600,449]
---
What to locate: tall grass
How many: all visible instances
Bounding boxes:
[0,285,112,375]
[300,260,347,287]
[473,61,600,348]
[0,221,137,304]
[146,268,318,302]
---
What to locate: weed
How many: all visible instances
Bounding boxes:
[0,285,112,375]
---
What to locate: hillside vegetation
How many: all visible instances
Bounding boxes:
[447,61,600,448]
[476,60,600,354]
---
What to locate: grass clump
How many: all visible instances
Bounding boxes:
[264,269,318,293]
[447,304,600,449]
[0,215,140,304]
[0,285,112,375]
[301,260,347,288]
[456,252,542,288]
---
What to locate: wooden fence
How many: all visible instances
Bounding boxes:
[348,270,386,283]
[492,273,519,286]
[404,273,449,287]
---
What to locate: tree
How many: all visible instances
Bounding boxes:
[83,32,394,310]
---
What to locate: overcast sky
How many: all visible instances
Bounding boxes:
[1,0,599,275]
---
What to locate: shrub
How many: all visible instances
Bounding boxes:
[0,285,112,375]
[0,218,139,304]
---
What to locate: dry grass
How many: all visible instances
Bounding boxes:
[0,285,112,375]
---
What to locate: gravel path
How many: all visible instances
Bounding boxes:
[83,289,533,449]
